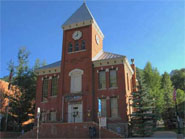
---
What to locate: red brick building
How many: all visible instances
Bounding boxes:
[35,3,137,135]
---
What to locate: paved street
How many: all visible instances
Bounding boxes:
[129,131,178,139]
[151,131,177,138]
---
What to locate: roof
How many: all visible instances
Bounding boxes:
[36,61,61,70]
[94,51,125,61]
[62,3,94,26]
[36,52,124,70]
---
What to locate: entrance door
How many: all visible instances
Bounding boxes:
[68,103,82,123]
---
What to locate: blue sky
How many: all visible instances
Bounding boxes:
[1,0,185,77]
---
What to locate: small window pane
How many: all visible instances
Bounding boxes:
[110,69,117,88]
[68,43,73,52]
[75,41,79,51]
[50,111,56,121]
[51,77,58,96]
[81,40,85,50]
[101,99,107,117]
[41,112,46,122]
[99,71,106,89]
[111,97,118,118]
[42,79,48,101]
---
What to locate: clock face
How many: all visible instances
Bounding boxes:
[96,35,100,45]
[72,31,82,40]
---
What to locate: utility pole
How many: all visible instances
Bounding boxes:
[37,107,40,139]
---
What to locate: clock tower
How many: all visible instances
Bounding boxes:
[59,3,104,122]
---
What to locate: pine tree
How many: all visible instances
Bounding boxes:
[143,62,162,118]
[6,47,38,131]
[130,68,155,137]
[161,72,174,109]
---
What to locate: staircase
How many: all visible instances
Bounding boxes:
[19,122,124,138]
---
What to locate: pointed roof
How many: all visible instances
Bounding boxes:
[62,3,104,38]
[63,3,94,26]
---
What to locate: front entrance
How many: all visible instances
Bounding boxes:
[68,103,83,123]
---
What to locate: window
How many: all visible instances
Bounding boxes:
[110,97,118,118]
[99,71,106,89]
[51,77,58,96]
[101,99,107,117]
[75,41,79,51]
[81,40,85,50]
[110,69,117,88]
[50,111,56,121]
[68,43,73,52]
[69,69,84,93]
[41,111,46,122]
[42,79,48,101]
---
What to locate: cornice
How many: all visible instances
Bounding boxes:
[35,67,60,76]
[62,19,104,39]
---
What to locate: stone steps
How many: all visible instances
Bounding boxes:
[19,122,124,138]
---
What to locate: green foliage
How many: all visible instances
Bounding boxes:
[161,72,174,109]
[6,47,44,131]
[130,68,155,137]
[171,69,185,92]
[143,62,162,116]
[176,89,185,105]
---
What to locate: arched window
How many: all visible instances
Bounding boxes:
[69,69,84,93]
[75,41,79,51]
[68,43,73,52]
[81,40,85,50]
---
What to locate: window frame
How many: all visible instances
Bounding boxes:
[109,69,117,88]
[74,41,79,51]
[42,78,49,101]
[68,42,73,53]
[110,97,118,118]
[100,98,107,117]
[51,76,58,96]
[81,40,85,50]
[98,70,106,89]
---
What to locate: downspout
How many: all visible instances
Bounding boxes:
[61,31,66,122]
[92,63,95,121]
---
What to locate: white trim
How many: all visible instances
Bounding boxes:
[105,68,109,72]
[62,20,104,39]
[35,67,60,76]
[69,68,84,76]
[68,49,86,54]
[124,57,134,75]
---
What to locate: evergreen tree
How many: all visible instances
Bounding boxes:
[176,89,185,105]
[161,72,174,128]
[143,62,162,117]
[171,68,185,92]
[6,47,38,131]
[130,68,155,137]
[161,72,174,109]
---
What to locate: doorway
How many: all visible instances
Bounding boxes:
[68,103,83,123]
